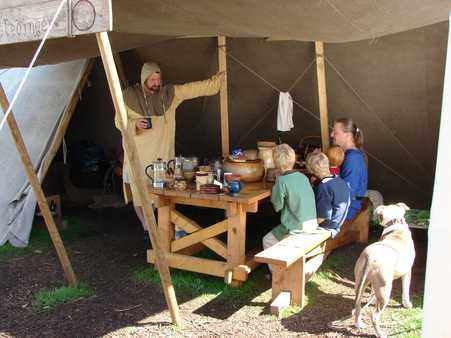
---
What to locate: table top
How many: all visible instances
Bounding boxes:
[148,181,272,204]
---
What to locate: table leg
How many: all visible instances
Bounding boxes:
[226,202,246,286]
[158,201,174,253]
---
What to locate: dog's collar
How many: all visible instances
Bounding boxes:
[382,218,405,227]
[381,219,407,238]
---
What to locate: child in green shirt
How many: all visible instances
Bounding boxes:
[262,144,318,253]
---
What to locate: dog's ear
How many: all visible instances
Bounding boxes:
[374,205,386,225]
[374,205,386,216]
[396,202,410,211]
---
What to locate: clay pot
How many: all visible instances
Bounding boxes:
[258,146,276,169]
[223,159,264,183]
[257,141,277,148]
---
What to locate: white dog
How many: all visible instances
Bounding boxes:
[353,203,415,338]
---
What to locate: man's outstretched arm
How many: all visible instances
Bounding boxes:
[173,72,225,104]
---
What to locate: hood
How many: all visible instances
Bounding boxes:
[141,62,161,91]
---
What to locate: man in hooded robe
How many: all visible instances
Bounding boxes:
[115,62,224,230]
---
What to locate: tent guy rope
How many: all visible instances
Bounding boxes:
[220,43,425,192]
[325,56,429,175]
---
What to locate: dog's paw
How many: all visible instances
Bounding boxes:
[402,299,413,309]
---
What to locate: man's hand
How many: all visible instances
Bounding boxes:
[136,118,150,130]
[217,71,226,85]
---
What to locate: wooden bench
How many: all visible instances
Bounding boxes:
[254,198,369,316]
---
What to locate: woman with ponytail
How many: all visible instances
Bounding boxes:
[331,118,368,220]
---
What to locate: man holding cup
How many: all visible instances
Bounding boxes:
[115,62,225,235]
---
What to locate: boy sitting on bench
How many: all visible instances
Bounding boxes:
[305,151,351,238]
[262,144,318,269]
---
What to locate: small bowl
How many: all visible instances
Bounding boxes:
[173,179,187,191]
[183,171,195,182]
[198,165,212,172]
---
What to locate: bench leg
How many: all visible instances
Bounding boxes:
[271,256,305,310]
[352,206,369,243]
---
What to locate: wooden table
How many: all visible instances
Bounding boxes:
[147,182,271,286]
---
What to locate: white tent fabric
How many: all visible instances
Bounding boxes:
[0,60,87,247]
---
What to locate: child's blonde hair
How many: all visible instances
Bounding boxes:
[306,151,330,177]
[273,144,296,171]
[326,145,345,167]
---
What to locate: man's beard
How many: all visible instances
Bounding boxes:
[149,85,161,94]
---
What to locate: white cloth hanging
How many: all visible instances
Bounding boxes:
[277,91,294,131]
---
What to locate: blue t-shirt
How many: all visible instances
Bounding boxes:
[314,175,351,238]
[340,149,368,220]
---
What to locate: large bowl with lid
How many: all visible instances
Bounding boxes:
[223,159,264,183]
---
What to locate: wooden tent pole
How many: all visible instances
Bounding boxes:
[0,84,77,286]
[218,35,230,157]
[95,32,181,326]
[315,41,330,151]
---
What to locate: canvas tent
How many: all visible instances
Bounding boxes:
[0,1,450,335]
[62,22,447,210]
[0,0,448,255]
[1,0,451,66]
[0,60,91,247]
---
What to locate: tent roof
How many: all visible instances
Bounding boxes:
[0,0,450,67]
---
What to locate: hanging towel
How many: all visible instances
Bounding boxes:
[277,92,294,131]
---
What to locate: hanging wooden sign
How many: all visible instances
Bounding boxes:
[0,0,112,45]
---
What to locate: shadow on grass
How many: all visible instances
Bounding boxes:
[0,213,102,261]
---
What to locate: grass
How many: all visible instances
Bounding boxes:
[132,264,266,304]
[32,283,94,311]
[0,214,99,261]
[390,295,423,338]
[132,249,349,319]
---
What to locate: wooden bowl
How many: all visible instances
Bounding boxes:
[223,159,264,183]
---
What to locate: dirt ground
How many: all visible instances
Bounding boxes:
[0,206,427,338]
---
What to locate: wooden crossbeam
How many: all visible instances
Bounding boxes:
[171,219,228,253]
[148,250,227,278]
[170,210,228,259]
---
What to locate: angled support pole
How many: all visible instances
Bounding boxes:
[0,84,77,286]
[95,32,181,326]
[315,41,330,151]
